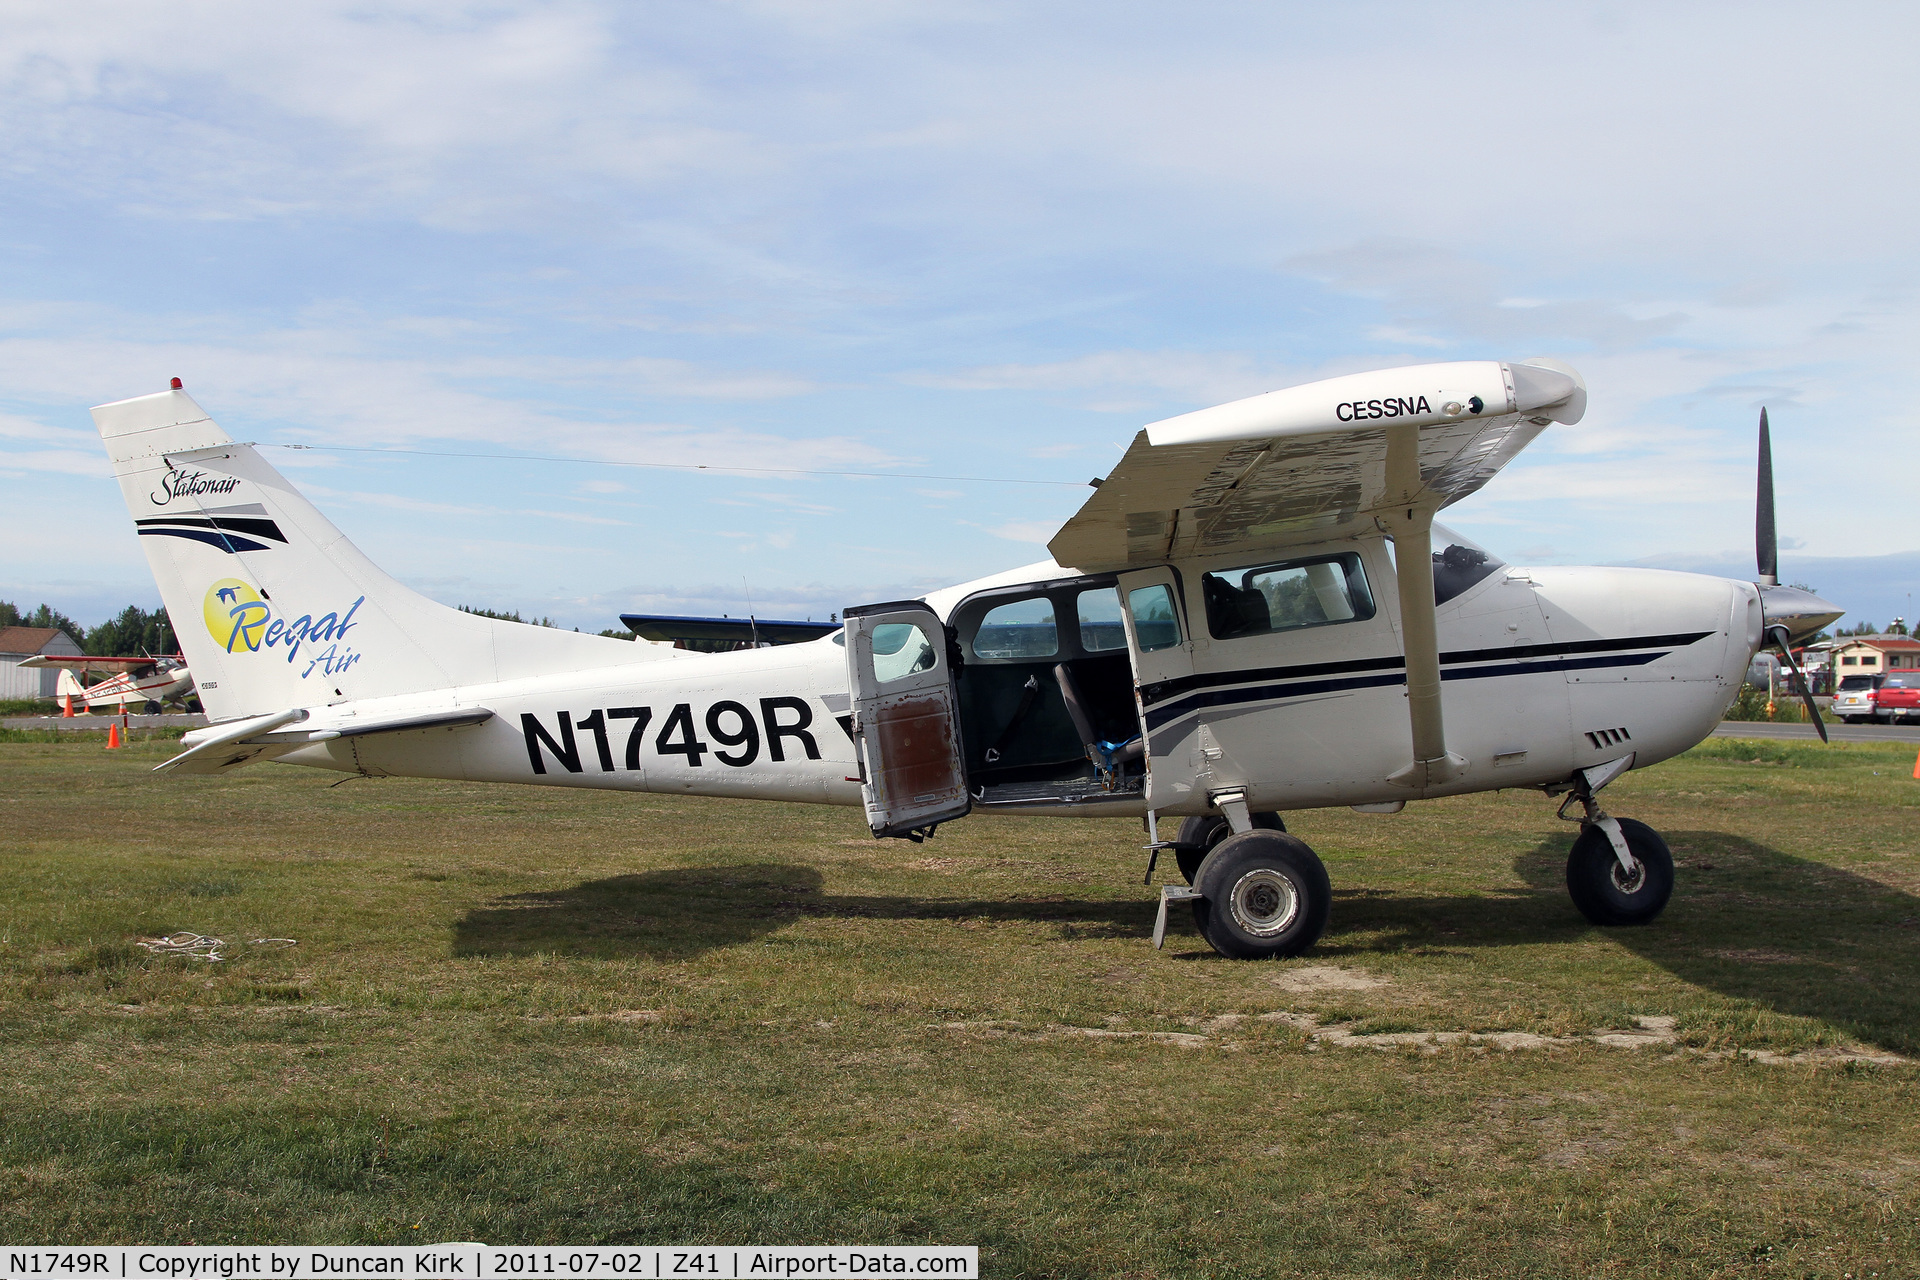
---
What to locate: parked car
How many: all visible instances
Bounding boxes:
[1874,672,1920,725]
[1832,673,1884,723]
[1833,671,1920,724]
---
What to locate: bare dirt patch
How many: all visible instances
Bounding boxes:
[1269,965,1390,993]
[937,1012,1910,1067]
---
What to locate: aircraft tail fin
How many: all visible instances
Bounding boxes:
[93,384,674,723]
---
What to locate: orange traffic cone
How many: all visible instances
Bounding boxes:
[106,723,121,750]
[61,693,74,717]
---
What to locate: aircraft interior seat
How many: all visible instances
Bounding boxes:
[1052,663,1142,767]
[1204,574,1270,639]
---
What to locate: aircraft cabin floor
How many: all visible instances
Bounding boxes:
[1,731,1917,1276]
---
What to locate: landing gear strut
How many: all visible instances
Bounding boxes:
[1171,811,1285,884]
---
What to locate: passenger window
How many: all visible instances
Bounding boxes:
[1076,588,1127,653]
[1202,553,1374,641]
[870,622,937,684]
[1127,584,1183,652]
[972,597,1059,660]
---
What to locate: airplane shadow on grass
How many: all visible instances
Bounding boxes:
[452,835,1920,1055]
[450,863,1156,965]
[1538,830,1920,1057]
[1318,831,1920,1057]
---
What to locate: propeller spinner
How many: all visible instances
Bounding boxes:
[1752,407,1844,741]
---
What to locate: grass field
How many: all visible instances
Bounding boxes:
[3,736,1919,1277]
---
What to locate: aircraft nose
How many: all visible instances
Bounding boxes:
[1759,583,1844,646]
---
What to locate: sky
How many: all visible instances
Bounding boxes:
[3,1,1917,634]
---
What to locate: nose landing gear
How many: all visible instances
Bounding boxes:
[1557,760,1673,927]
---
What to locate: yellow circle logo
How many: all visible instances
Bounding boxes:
[203,578,271,653]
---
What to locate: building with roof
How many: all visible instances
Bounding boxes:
[0,627,84,701]
[1832,633,1920,677]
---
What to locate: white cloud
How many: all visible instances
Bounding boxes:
[972,518,1058,545]
[2,0,1917,623]
[909,349,1291,409]
[0,447,107,476]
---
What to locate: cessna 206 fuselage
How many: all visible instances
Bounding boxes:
[94,359,1839,959]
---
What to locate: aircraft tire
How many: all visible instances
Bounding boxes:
[1174,812,1284,883]
[1566,817,1674,927]
[1190,830,1330,960]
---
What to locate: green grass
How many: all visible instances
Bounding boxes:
[2,735,1918,1275]
[0,726,189,744]
[1723,686,1810,722]
[0,697,57,716]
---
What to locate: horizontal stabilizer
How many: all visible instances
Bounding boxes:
[328,708,494,739]
[156,708,308,774]
[157,706,494,774]
[620,613,839,646]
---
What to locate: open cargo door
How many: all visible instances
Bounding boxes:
[844,602,971,838]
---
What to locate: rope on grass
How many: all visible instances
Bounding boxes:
[137,932,226,960]
[135,934,299,962]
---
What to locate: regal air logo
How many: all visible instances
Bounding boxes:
[201,578,367,678]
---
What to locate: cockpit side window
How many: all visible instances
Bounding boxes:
[1076,588,1127,653]
[1202,552,1375,641]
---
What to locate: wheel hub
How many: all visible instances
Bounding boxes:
[1609,859,1646,894]
[1227,868,1300,938]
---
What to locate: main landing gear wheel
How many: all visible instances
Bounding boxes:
[1566,817,1674,927]
[1191,830,1330,960]
[1174,811,1284,884]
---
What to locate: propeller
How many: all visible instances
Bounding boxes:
[1756,407,1776,587]
[1752,407,1838,742]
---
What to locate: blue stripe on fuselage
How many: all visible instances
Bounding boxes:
[1140,649,1677,732]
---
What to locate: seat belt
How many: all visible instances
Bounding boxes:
[982,674,1044,764]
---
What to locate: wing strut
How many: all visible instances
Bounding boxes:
[1381,422,1466,789]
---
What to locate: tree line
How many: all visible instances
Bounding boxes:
[3,600,624,656]
[0,601,178,656]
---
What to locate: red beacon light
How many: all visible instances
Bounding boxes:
[170,377,183,390]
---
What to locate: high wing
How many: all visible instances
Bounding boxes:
[20,654,176,673]
[1051,358,1586,791]
[1049,359,1585,574]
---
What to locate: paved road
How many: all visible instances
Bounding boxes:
[1712,719,1920,743]
[4,713,207,732]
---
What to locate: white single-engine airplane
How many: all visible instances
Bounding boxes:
[91,362,1840,959]
[26,654,194,713]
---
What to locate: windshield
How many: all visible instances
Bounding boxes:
[1429,524,1505,605]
